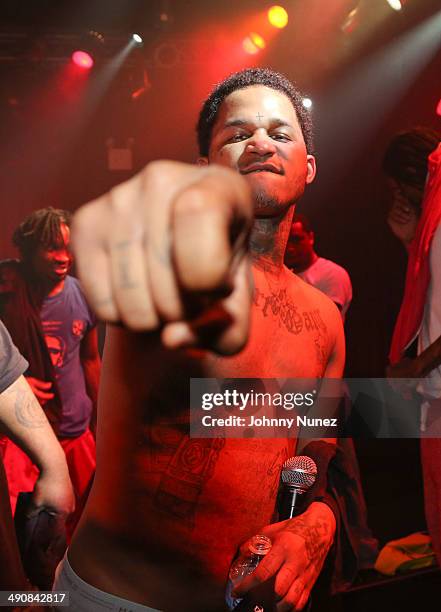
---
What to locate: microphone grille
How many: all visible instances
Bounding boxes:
[281,455,317,491]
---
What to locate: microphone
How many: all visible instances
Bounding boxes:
[278,455,317,520]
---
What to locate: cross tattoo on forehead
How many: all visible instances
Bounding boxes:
[256,112,264,122]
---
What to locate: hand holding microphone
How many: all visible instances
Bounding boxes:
[230,456,326,611]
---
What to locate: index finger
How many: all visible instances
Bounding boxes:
[72,196,119,322]
[162,253,253,354]
[172,169,252,292]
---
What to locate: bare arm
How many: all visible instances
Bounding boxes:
[388,334,441,379]
[415,334,441,376]
[0,375,74,515]
[386,334,441,401]
[80,327,101,432]
[297,302,345,454]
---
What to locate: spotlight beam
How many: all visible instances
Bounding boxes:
[315,10,441,191]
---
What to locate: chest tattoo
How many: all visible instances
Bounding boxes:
[253,287,327,336]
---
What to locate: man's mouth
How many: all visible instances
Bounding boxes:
[240,163,283,175]
[54,265,68,274]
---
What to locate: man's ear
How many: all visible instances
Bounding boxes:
[306,154,317,184]
[196,156,209,167]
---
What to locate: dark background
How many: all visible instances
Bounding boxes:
[0,0,440,548]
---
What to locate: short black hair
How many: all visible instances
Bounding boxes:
[196,67,314,157]
[382,127,440,189]
[13,207,71,261]
[291,212,313,233]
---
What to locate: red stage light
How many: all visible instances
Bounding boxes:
[437,98,441,117]
[72,50,94,69]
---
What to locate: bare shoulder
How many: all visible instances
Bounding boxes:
[285,270,344,347]
[287,272,345,375]
[251,266,342,335]
[288,270,341,321]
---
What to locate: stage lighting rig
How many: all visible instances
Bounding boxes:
[302,98,313,109]
[386,0,403,11]
[71,30,105,68]
[132,33,143,46]
[72,50,94,69]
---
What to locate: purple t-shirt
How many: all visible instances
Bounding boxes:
[40,275,96,437]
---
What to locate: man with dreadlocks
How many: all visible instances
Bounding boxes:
[0,207,100,541]
[383,128,441,564]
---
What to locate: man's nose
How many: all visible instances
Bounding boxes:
[55,250,71,262]
[246,132,277,156]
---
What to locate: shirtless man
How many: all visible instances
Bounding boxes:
[60,68,344,611]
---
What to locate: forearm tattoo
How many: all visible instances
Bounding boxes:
[4,386,47,429]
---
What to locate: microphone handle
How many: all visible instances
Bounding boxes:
[288,486,301,519]
[279,485,305,521]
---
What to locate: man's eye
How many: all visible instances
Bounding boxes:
[230,133,249,142]
[271,134,289,142]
